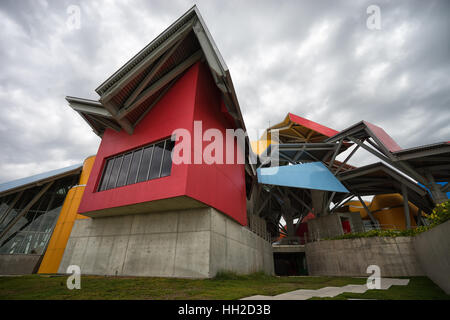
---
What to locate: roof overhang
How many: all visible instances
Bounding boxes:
[0,164,82,197]
[337,162,434,213]
[326,120,402,159]
[393,142,450,182]
[266,113,340,144]
[67,6,246,136]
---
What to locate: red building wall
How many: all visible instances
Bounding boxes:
[185,62,246,225]
[78,62,247,225]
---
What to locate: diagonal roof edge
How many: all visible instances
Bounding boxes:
[337,162,435,212]
[95,5,198,96]
[66,96,121,135]
[338,162,425,194]
[392,141,450,159]
[0,164,82,197]
[288,113,339,137]
[66,96,112,118]
[325,120,401,156]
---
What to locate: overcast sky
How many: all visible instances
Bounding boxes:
[0,0,449,183]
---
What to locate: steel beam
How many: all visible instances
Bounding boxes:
[102,100,134,134]
[133,78,177,127]
[348,136,428,185]
[123,37,186,109]
[68,102,113,118]
[401,184,412,229]
[357,195,378,225]
[335,144,360,175]
[287,189,312,213]
[330,195,355,213]
[425,172,448,204]
[328,139,343,169]
[87,114,121,132]
[120,50,203,118]
[100,18,196,102]
[0,182,53,241]
[0,191,23,227]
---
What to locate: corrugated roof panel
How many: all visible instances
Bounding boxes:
[125,86,166,124]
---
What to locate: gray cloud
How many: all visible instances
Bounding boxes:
[0,0,449,182]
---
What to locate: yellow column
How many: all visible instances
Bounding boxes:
[38,155,95,274]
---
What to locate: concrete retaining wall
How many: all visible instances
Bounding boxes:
[307,212,364,242]
[58,207,273,278]
[305,236,424,277]
[414,220,450,294]
[0,254,42,275]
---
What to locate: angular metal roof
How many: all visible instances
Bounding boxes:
[67,5,247,138]
[336,162,434,213]
[0,164,82,197]
[393,141,450,182]
[267,113,340,144]
[326,120,402,157]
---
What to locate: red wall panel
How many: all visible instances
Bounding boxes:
[78,62,247,225]
[185,62,247,225]
[78,64,199,214]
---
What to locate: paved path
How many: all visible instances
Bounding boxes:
[241,278,410,300]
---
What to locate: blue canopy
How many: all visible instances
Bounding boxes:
[257,162,349,193]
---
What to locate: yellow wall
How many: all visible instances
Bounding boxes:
[38,156,95,274]
[370,194,418,230]
[345,194,421,230]
[344,200,371,219]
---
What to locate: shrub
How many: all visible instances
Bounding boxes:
[326,200,450,240]
[426,200,450,226]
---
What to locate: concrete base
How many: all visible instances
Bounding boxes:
[58,207,274,278]
[307,212,364,241]
[305,237,424,277]
[0,254,43,275]
[414,219,450,294]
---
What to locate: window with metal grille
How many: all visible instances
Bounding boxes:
[98,138,175,192]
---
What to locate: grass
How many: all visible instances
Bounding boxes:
[0,272,366,300]
[310,277,450,300]
[0,273,447,300]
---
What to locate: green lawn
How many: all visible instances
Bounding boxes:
[0,273,448,300]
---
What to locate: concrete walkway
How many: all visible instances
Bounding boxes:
[241,278,410,300]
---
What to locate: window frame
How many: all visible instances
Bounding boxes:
[97,137,175,192]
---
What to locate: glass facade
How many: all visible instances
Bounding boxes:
[98,138,175,192]
[0,175,76,255]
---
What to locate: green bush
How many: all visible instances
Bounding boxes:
[327,200,450,240]
[426,200,450,226]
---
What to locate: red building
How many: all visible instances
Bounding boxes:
[62,6,274,278]
[77,62,247,225]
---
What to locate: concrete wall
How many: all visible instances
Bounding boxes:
[58,207,273,278]
[0,254,42,275]
[307,213,364,241]
[414,220,450,294]
[305,237,424,277]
